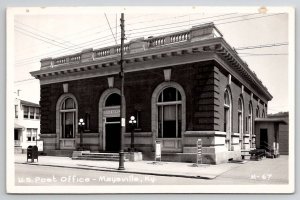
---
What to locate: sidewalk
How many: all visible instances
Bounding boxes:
[15,154,245,179]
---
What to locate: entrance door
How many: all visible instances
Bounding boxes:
[14,129,20,146]
[260,128,268,150]
[105,117,120,152]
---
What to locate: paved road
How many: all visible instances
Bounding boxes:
[15,156,289,186]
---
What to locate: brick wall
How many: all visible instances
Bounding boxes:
[40,60,268,136]
[215,64,267,133]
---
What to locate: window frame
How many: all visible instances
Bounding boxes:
[224,88,232,151]
[23,106,29,119]
[29,107,35,119]
[151,82,186,141]
[249,102,254,148]
[35,107,40,119]
[15,105,18,119]
[237,98,244,134]
[157,87,182,139]
[59,97,77,139]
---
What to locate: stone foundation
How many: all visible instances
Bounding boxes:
[182,131,242,164]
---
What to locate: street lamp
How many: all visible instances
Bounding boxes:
[78,118,85,151]
[129,116,137,152]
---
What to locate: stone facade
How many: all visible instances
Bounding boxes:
[31,23,272,164]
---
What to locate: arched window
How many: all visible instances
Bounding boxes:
[238,97,244,149]
[157,87,182,138]
[256,106,260,118]
[105,93,121,107]
[224,89,231,132]
[224,88,232,151]
[248,102,253,147]
[60,97,76,138]
[238,98,243,134]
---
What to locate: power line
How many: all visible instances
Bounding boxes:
[126,13,211,27]
[15,27,74,50]
[235,42,288,50]
[216,13,285,26]
[127,13,238,32]
[15,20,79,49]
[14,78,37,84]
[104,13,117,44]
[127,13,283,40]
[239,53,288,57]
[126,13,250,37]
[15,38,117,67]
[15,32,119,65]
[15,13,196,55]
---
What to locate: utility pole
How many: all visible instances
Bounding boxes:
[118,13,125,170]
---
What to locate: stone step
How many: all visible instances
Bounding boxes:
[82,153,119,156]
[74,154,129,161]
[73,152,127,161]
[73,157,122,161]
[48,150,74,157]
[80,155,119,159]
[72,151,142,162]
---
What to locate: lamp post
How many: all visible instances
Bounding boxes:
[129,116,137,152]
[78,118,85,151]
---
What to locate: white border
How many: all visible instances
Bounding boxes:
[6,6,295,194]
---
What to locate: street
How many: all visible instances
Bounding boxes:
[15,156,289,186]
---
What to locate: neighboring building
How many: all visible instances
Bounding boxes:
[31,23,272,164]
[14,91,41,153]
[255,112,289,156]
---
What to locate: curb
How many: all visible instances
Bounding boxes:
[15,162,216,180]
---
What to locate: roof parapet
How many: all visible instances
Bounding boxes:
[40,23,222,69]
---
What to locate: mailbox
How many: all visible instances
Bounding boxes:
[27,145,38,162]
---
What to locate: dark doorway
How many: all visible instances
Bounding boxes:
[105,119,120,152]
[14,129,19,140]
[260,128,268,150]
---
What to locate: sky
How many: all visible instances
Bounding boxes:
[13,8,289,114]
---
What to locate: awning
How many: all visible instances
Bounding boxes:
[14,123,25,129]
[255,118,288,124]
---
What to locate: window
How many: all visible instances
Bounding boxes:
[29,107,35,119]
[135,110,141,130]
[157,87,182,138]
[32,129,37,141]
[15,105,18,118]
[105,93,121,107]
[224,89,231,132]
[262,110,266,118]
[249,103,253,147]
[35,108,40,119]
[84,112,90,131]
[26,128,38,141]
[60,98,76,138]
[224,88,232,151]
[238,98,243,134]
[256,107,260,118]
[23,106,29,118]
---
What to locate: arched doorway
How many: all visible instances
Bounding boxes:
[104,93,121,152]
[98,88,123,152]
